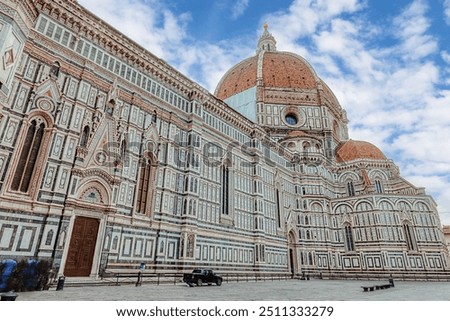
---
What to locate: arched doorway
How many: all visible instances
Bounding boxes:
[64,216,100,277]
[288,231,298,275]
[63,179,110,277]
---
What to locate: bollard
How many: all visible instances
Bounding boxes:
[136,263,145,286]
[389,277,395,287]
[56,276,65,291]
[135,271,142,287]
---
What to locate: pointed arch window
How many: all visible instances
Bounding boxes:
[344,224,355,251]
[45,230,54,246]
[375,180,383,193]
[221,165,229,215]
[50,61,60,78]
[136,157,155,215]
[107,99,115,116]
[12,119,46,193]
[186,234,195,258]
[120,138,127,160]
[275,188,282,228]
[302,141,311,152]
[403,222,417,251]
[80,125,90,148]
[347,181,355,197]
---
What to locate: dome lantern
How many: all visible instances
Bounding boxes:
[257,23,277,53]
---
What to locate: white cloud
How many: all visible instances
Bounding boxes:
[442,51,450,64]
[392,0,438,61]
[445,0,450,25]
[174,41,254,92]
[79,0,190,59]
[231,0,250,20]
[262,0,363,50]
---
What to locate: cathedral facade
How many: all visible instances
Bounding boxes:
[0,0,448,279]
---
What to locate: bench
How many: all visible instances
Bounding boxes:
[361,286,375,292]
[362,284,392,292]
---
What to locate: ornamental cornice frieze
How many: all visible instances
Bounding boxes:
[34,0,193,96]
[264,90,319,106]
[26,35,161,105]
[72,167,121,185]
[336,159,394,172]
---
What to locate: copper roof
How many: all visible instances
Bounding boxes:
[336,140,386,163]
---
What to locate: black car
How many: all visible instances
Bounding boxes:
[182,269,223,286]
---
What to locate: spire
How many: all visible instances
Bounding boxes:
[257,23,277,53]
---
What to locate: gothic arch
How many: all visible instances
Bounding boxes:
[7,111,54,196]
[413,201,430,212]
[402,220,417,251]
[332,203,352,214]
[288,230,298,275]
[396,200,412,211]
[302,141,311,151]
[26,110,55,128]
[377,199,395,211]
[80,125,90,148]
[50,61,61,78]
[310,202,323,212]
[343,223,355,251]
[338,171,359,183]
[143,123,159,146]
[77,179,111,206]
[221,160,232,216]
[355,201,373,211]
[368,169,388,181]
[135,152,158,216]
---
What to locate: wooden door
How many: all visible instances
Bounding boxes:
[64,217,99,277]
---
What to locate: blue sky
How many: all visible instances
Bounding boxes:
[78,0,450,225]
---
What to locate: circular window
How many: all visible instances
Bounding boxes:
[285,113,298,126]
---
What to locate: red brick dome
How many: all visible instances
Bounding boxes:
[215,51,318,100]
[214,25,345,127]
[336,140,386,163]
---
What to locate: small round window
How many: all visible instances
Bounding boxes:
[285,113,298,126]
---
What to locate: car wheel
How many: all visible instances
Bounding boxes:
[216,279,222,286]
[197,279,203,286]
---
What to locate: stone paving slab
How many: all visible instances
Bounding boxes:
[12,279,450,301]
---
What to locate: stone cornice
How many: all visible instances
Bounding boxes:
[336,159,397,174]
[72,168,121,186]
[33,0,193,97]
